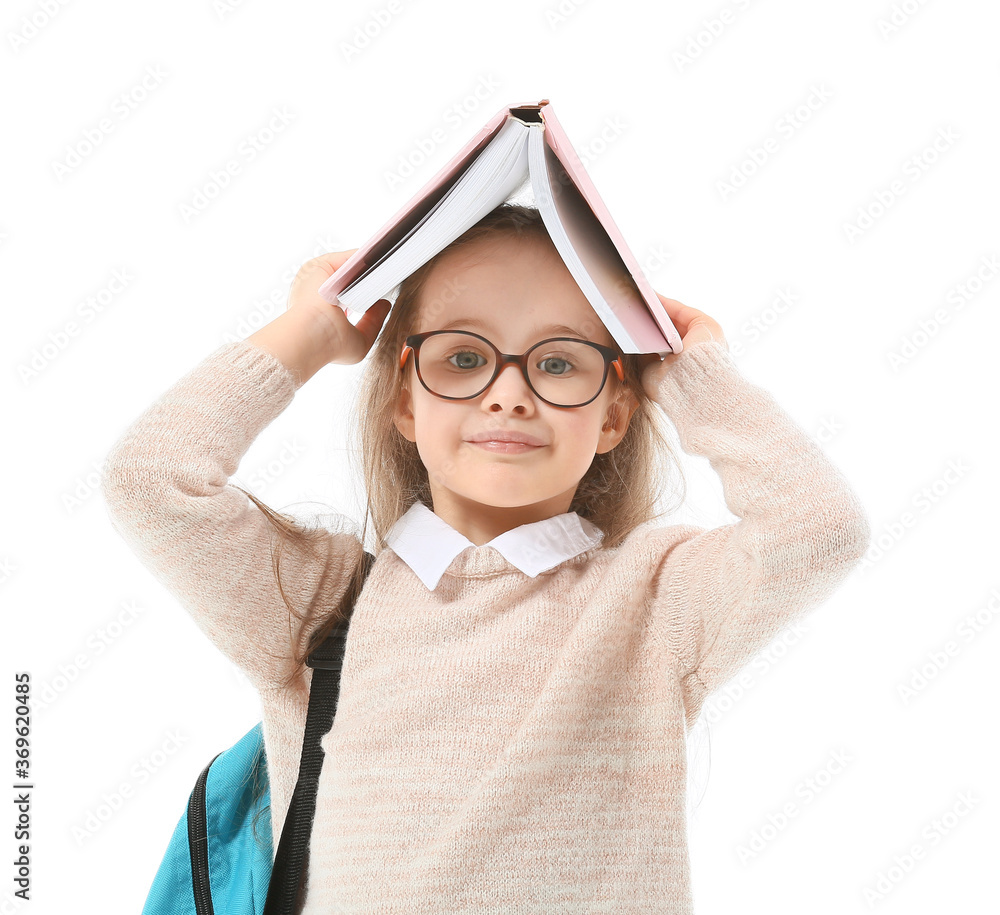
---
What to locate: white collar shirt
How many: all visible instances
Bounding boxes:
[384,501,605,591]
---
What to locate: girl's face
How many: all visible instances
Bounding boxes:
[393,234,639,541]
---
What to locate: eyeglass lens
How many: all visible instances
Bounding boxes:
[417,332,607,406]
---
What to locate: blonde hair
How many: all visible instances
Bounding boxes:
[234,203,692,841]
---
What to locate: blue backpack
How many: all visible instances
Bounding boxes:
[141,551,375,915]
[141,723,272,914]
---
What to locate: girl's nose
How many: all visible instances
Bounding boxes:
[484,362,534,408]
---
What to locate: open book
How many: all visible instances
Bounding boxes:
[317,100,682,355]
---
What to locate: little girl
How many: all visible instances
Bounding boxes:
[101,203,871,914]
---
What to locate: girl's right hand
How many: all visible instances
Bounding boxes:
[287,250,393,366]
[638,295,729,399]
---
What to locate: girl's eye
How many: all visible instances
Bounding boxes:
[443,350,577,374]
[538,356,574,376]
[447,351,487,370]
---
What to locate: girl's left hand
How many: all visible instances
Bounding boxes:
[638,295,729,398]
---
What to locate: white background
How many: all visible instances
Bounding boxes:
[3,0,998,911]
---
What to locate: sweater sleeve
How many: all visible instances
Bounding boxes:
[643,341,871,728]
[99,338,364,693]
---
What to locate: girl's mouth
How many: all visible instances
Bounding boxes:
[468,441,543,454]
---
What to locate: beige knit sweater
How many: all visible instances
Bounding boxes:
[100,337,871,914]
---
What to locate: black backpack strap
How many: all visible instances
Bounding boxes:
[264,549,376,915]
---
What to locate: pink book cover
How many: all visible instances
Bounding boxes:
[317,100,682,355]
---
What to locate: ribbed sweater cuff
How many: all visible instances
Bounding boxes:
[649,340,743,415]
[216,337,299,398]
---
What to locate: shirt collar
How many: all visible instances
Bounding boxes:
[384,501,604,591]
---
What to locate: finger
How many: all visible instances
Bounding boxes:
[653,293,706,337]
[313,249,360,278]
[685,324,716,346]
[288,251,361,310]
[653,293,727,343]
[685,317,730,350]
[353,299,392,347]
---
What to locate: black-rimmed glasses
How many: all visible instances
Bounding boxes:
[399,330,625,408]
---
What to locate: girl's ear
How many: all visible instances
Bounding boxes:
[393,384,417,443]
[596,388,639,454]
